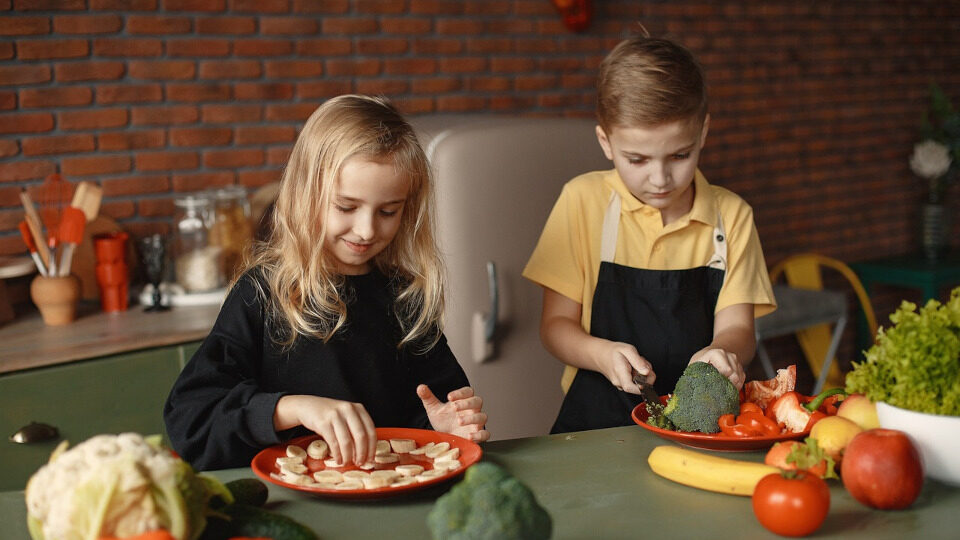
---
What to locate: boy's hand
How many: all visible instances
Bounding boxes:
[418,384,490,443]
[598,341,655,394]
[274,394,377,466]
[690,347,745,389]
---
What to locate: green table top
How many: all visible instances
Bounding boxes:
[3,425,958,539]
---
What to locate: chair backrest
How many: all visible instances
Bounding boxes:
[769,253,878,340]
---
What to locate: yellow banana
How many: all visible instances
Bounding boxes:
[647,445,780,496]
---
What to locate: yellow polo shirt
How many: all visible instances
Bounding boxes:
[523,168,776,335]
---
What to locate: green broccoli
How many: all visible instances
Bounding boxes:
[427,462,552,540]
[663,362,740,433]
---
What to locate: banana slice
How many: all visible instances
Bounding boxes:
[390,477,417,487]
[283,472,313,486]
[415,469,447,482]
[362,476,389,489]
[334,480,363,490]
[342,470,370,481]
[358,462,376,470]
[433,459,462,472]
[395,464,424,477]
[434,448,460,461]
[307,439,329,460]
[425,442,451,458]
[410,442,435,455]
[323,458,346,468]
[312,482,340,490]
[286,445,307,459]
[313,470,343,484]
[375,440,391,455]
[374,453,399,464]
[276,456,304,467]
[279,462,308,475]
[371,470,400,482]
[390,438,416,453]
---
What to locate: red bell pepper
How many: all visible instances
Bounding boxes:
[768,391,814,433]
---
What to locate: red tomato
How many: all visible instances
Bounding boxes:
[841,428,924,509]
[752,472,830,537]
[764,440,832,478]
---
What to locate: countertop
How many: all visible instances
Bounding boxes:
[3,426,957,539]
[0,301,220,374]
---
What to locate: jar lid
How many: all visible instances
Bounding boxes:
[174,194,211,208]
[211,185,248,201]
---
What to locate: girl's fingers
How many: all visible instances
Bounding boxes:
[470,429,491,442]
[452,396,483,411]
[446,386,474,401]
[330,415,354,465]
[343,405,373,465]
[458,412,487,426]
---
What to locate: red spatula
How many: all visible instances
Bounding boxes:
[57,207,86,277]
[19,220,47,276]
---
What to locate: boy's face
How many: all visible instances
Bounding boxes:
[324,155,409,275]
[596,115,709,224]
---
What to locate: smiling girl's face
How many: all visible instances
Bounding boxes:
[323,154,409,275]
[596,115,709,225]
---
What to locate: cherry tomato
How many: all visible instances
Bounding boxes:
[752,471,830,537]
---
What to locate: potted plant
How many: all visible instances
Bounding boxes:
[910,83,959,260]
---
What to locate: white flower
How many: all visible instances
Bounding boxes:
[909,139,952,179]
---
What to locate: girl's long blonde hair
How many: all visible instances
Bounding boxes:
[244,94,445,351]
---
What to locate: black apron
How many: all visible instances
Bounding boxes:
[551,191,727,434]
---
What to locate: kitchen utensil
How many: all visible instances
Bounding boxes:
[30,273,80,325]
[70,180,103,222]
[633,372,660,406]
[39,173,69,246]
[56,207,86,277]
[18,221,47,276]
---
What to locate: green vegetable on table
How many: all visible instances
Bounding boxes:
[663,361,741,433]
[427,462,552,540]
[845,286,960,416]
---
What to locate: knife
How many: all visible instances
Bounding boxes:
[632,372,661,406]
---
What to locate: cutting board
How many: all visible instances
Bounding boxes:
[72,216,135,301]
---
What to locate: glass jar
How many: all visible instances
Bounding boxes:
[173,194,224,293]
[208,185,253,282]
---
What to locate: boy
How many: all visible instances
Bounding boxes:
[523,35,776,433]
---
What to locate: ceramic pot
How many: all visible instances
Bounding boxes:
[30,274,80,325]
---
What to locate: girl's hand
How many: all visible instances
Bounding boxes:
[690,347,745,389]
[417,384,490,443]
[597,340,655,394]
[274,394,377,466]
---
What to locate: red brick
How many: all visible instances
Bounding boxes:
[438,57,486,73]
[355,79,408,95]
[90,0,157,9]
[204,149,264,169]
[199,60,261,79]
[197,16,255,34]
[326,58,380,77]
[235,39,293,57]
[465,38,512,54]
[136,151,199,172]
[0,90,15,109]
[466,76,511,92]
[514,74,558,91]
[265,103,321,122]
[21,134,95,156]
[487,19,534,33]
[61,155,131,176]
[261,16,317,35]
[93,38,162,57]
[0,64,50,85]
[96,84,162,104]
[58,108,127,130]
[0,112,53,134]
[384,58,436,76]
[14,0,84,10]
[266,146,291,165]
[98,130,165,151]
[356,0,406,14]
[409,0,464,15]
[101,174,170,197]
[129,60,196,80]
[20,86,92,108]
[233,0,287,13]
[234,82,293,100]
[201,103,262,123]
[131,105,198,125]
[516,38,558,54]
[321,17,378,34]
[0,42,12,59]
[265,60,323,78]
[238,168,283,188]
[165,0,225,11]
[170,127,232,147]
[0,160,56,182]
[514,0,552,15]
[0,140,18,158]
[411,77,460,93]
[296,38,352,56]
[172,171,234,192]
[98,200,136,220]
[126,15,192,35]
[380,17,431,34]
[357,38,409,55]
[234,126,296,145]
[137,197,175,218]
[412,38,462,55]
[53,14,122,34]
[167,82,231,102]
[393,97,434,114]
[292,0,348,13]
[55,61,124,82]
[296,80,353,99]
[166,38,230,57]
[490,57,536,72]
[0,185,22,206]
[435,19,483,35]
[464,0,510,14]
[0,16,49,35]
[437,95,487,112]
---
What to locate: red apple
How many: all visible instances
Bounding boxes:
[841,428,924,510]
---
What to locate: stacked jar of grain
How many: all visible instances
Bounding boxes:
[173,195,224,293]
[208,186,253,282]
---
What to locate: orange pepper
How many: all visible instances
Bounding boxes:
[739,402,764,415]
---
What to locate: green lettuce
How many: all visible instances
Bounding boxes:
[845,286,960,415]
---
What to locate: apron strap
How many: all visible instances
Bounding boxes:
[707,211,728,272]
[599,191,621,263]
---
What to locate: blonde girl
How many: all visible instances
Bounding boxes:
[165,95,490,470]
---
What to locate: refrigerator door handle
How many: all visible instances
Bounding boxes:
[471,261,498,363]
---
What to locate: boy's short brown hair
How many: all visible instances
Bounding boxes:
[596,35,707,131]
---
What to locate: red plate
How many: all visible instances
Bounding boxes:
[251,427,482,500]
[631,396,810,452]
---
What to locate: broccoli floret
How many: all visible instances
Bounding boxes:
[645,401,676,430]
[663,362,740,433]
[427,463,552,540]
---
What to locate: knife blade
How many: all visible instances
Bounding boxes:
[632,373,661,406]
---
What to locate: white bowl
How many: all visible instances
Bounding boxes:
[875,401,960,487]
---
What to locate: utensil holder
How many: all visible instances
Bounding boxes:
[30,274,80,325]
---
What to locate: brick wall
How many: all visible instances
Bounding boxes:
[2,1,960,376]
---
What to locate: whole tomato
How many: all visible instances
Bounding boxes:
[752,471,830,537]
[841,428,924,509]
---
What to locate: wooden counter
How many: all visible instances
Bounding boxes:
[0,301,220,375]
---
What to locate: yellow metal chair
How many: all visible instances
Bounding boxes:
[767,253,879,388]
